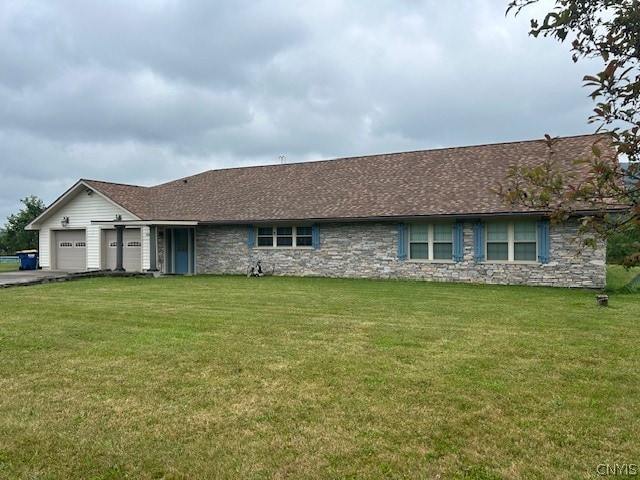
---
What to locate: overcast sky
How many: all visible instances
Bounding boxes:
[0,0,599,224]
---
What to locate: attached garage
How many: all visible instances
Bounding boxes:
[103,228,142,271]
[55,230,87,271]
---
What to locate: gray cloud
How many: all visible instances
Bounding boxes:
[0,0,599,224]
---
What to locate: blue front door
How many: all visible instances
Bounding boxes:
[174,228,189,274]
[167,228,194,274]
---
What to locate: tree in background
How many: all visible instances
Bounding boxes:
[0,196,46,254]
[607,227,640,264]
[501,0,639,266]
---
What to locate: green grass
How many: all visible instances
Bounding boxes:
[0,262,19,272]
[606,265,640,293]
[0,276,638,479]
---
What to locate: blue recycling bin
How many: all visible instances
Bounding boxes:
[16,250,38,270]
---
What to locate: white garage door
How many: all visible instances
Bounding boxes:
[56,230,87,271]
[104,228,142,271]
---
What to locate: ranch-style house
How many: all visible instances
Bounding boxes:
[27,134,615,288]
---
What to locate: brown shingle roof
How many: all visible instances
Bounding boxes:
[82,179,152,219]
[86,134,613,223]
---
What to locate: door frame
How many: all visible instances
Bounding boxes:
[165,227,195,274]
[54,229,87,271]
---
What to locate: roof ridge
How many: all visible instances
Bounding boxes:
[157,132,604,185]
[82,178,149,189]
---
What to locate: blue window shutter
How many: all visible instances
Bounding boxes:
[453,221,464,262]
[246,226,255,249]
[537,218,551,264]
[397,223,408,261]
[473,221,485,262]
[312,224,320,250]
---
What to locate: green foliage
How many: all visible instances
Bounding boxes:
[0,195,46,254]
[505,0,640,265]
[607,225,640,265]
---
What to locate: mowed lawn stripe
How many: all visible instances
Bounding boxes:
[0,275,638,479]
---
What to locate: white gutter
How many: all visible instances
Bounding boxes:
[91,220,199,227]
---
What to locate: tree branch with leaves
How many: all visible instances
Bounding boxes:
[502,0,640,266]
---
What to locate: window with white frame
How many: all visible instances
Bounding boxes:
[256,226,313,248]
[486,221,537,261]
[296,226,313,247]
[409,223,453,260]
[257,227,274,247]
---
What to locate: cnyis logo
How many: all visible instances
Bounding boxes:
[596,464,638,476]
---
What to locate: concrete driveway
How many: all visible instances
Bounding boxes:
[0,270,72,287]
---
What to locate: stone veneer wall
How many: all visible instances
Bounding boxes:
[156,228,166,273]
[194,219,606,288]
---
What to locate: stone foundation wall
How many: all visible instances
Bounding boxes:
[194,220,606,288]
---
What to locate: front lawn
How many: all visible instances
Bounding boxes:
[0,276,638,479]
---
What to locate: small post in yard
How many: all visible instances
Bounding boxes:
[596,294,609,307]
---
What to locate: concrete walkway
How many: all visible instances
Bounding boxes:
[0,269,156,288]
[0,270,72,287]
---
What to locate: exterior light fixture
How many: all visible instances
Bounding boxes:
[61,216,69,227]
[114,214,122,221]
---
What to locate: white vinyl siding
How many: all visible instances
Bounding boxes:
[86,225,101,269]
[141,226,152,271]
[37,188,139,271]
[38,229,51,269]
